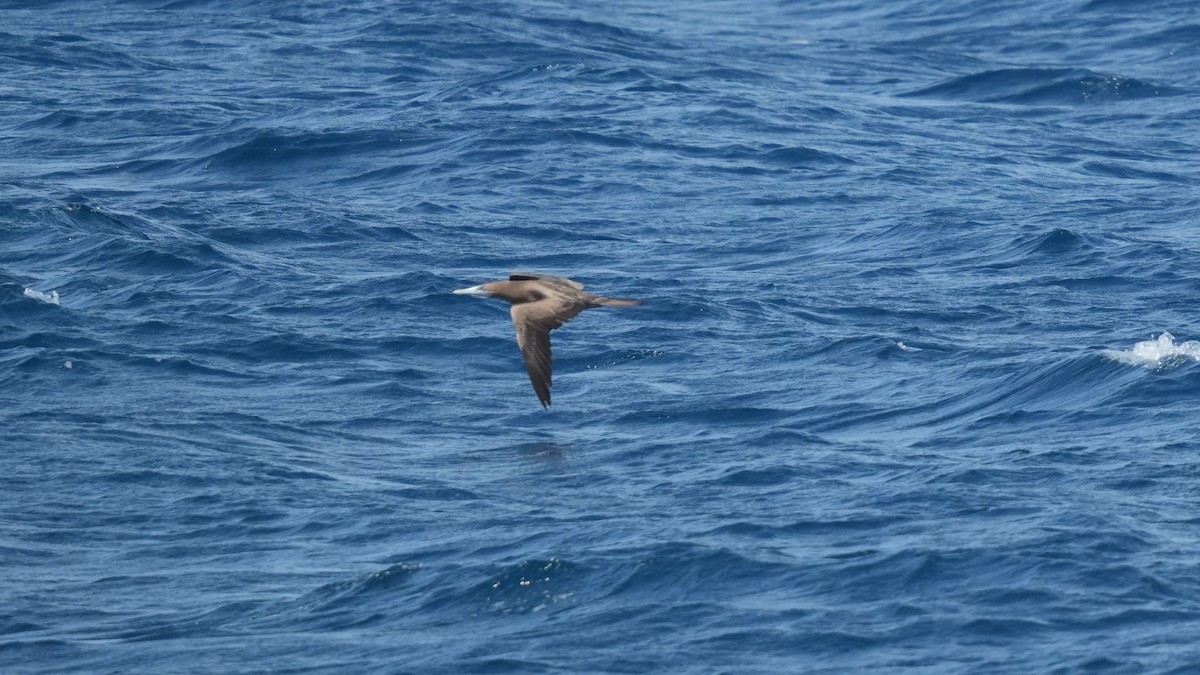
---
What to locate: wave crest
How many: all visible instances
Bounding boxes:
[22,288,60,305]
[1104,333,1200,368]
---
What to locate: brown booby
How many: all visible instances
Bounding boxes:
[453,273,643,407]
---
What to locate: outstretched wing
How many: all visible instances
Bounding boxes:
[509,272,584,291]
[510,297,586,407]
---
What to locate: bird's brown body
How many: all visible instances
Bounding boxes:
[453,273,642,407]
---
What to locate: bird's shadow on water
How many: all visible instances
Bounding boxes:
[478,438,578,473]
[508,440,571,461]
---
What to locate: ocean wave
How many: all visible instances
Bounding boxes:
[982,228,1101,269]
[903,67,1181,104]
[1104,332,1200,367]
[22,287,60,305]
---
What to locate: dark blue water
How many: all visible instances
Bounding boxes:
[4,0,1200,672]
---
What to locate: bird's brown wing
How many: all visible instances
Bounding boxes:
[509,272,585,291]
[510,297,586,407]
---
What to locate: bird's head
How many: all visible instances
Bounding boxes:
[452,282,496,298]
[453,280,543,304]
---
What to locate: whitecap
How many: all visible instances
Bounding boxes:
[1103,332,1200,368]
[23,288,60,305]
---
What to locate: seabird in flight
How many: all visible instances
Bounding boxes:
[453,273,643,407]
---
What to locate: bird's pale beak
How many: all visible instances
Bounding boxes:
[452,284,489,296]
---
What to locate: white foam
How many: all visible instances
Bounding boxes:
[1104,332,1200,367]
[23,288,60,305]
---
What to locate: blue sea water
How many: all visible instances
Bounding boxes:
[3,0,1200,671]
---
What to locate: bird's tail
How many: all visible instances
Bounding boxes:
[589,295,643,307]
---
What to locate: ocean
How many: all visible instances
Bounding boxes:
[3,0,1200,672]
